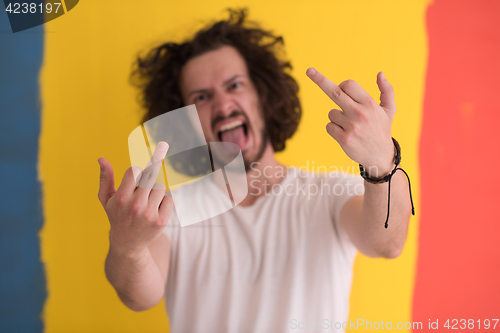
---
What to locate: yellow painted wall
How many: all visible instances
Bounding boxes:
[40,1,428,331]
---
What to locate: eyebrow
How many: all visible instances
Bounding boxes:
[187,74,244,99]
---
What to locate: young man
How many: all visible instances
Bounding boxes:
[98,9,413,333]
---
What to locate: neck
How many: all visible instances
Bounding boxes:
[239,144,287,207]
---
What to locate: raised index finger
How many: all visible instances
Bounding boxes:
[306,67,354,110]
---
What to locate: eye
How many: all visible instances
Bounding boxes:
[230,82,242,90]
[193,94,207,102]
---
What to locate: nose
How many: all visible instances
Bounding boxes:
[212,90,236,118]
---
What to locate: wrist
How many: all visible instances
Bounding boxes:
[357,137,415,228]
[362,161,394,179]
[360,137,401,183]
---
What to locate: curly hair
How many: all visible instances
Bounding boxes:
[131,8,301,153]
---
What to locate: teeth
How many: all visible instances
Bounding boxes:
[219,120,243,133]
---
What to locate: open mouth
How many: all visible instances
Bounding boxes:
[216,118,249,150]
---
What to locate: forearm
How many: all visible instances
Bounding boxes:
[105,246,166,311]
[360,165,412,258]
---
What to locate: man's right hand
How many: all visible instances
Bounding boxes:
[98,141,174,258]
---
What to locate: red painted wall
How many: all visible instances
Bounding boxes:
[414,0,500,327]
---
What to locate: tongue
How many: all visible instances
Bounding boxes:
[220,125,246,149]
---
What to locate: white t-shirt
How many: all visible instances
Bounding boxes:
[163,167,365,332]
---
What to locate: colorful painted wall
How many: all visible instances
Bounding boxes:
[0,0,498,332]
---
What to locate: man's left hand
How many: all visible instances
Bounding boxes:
[307,68,396,177]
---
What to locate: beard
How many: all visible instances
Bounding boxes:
[243,127,268,172]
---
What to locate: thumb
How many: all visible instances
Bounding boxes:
[377,72,396,119]
[98,158,116,208]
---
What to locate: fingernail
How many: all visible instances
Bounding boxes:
[380,72,386,80]
[97,158,103,170]
[158,142,169,151]
[307,67,317,76]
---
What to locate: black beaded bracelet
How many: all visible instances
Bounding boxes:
[359,137,415,228]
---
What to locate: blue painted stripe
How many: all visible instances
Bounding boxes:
[0,9,45,333]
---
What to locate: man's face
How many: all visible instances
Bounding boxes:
[179,46,268,170]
